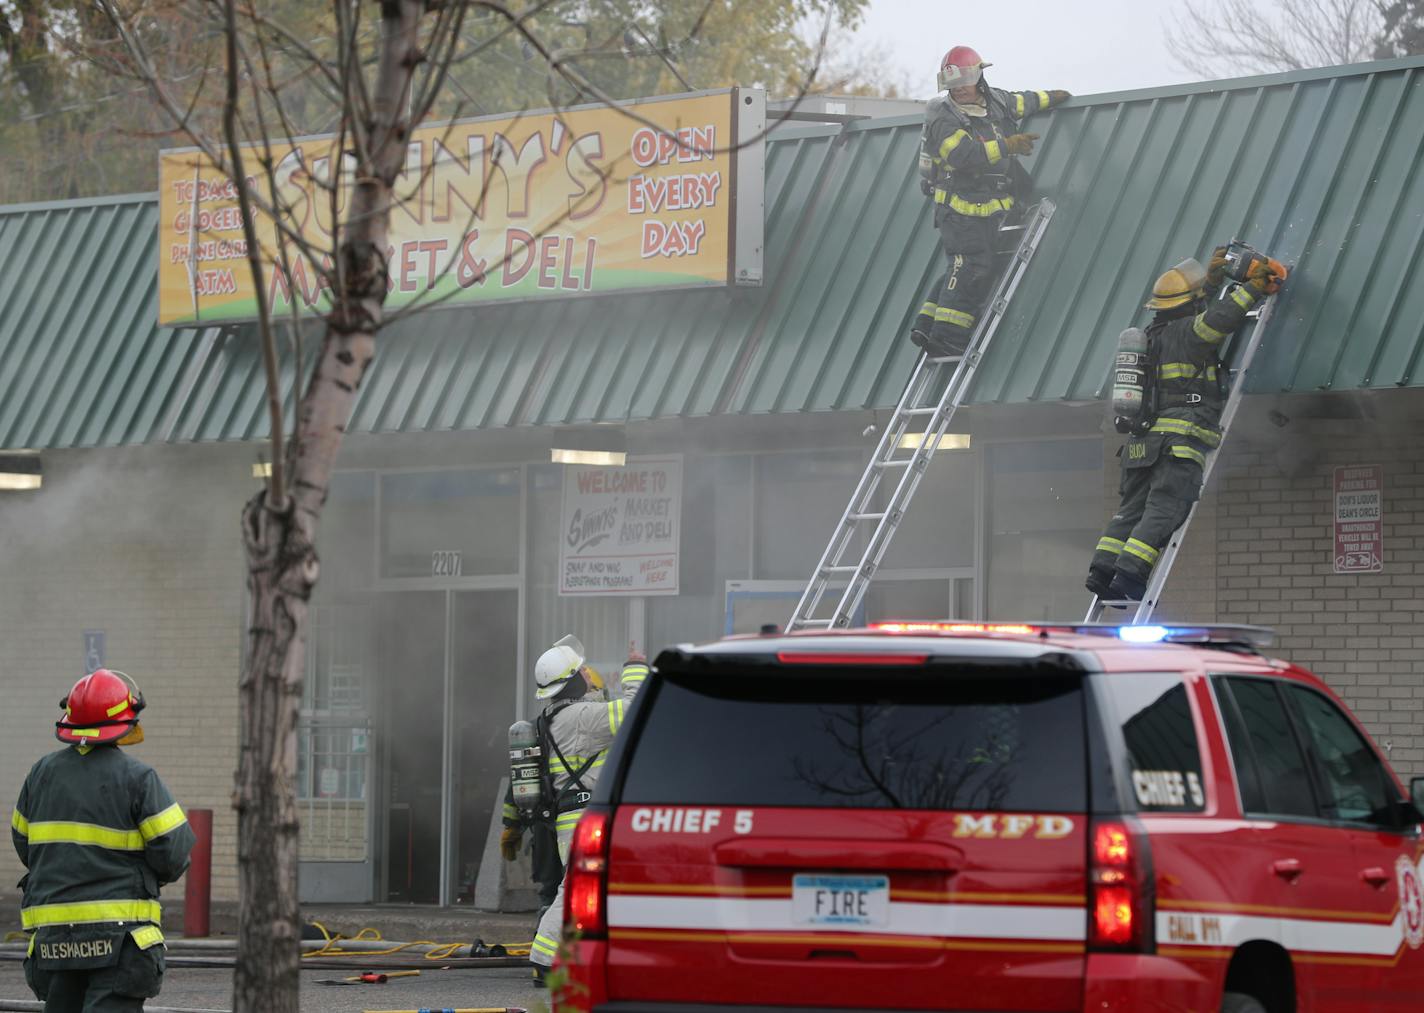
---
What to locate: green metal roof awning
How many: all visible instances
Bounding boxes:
[0,195,220,449]
[3,56,1424,449]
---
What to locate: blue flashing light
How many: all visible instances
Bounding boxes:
[1118,625,1170,643]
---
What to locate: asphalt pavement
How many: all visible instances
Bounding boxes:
[0,960,546,1013]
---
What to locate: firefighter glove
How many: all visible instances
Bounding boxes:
[1004,132,1039,156]
[1048,90,1071,106]
[500,827,522,862]
[920,177,934,197]
[1247,256,1287,295]
[1206,245,1229,287]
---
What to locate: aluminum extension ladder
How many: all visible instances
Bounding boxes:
[1083,291,1280,624]
[786,199,1057,632]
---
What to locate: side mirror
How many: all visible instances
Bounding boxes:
[1412,777,1424,812]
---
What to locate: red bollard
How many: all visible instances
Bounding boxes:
[183,808,213,938]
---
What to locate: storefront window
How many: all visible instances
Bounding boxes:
[754,449,976,581]
[877,449,976,570]
[754,452,865,580]
[323,471,375,590]
[379,468,520,578]
[299,603,372,863]
[986,439,1103,621]
[647,455,751,650]
[526,464,627,686]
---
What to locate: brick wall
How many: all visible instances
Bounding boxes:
[1105,402,1424,783]
[0,443,251,905]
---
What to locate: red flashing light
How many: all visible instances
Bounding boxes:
[565,807,610,937]
[871,621,1037,635]
[775,651,930,666]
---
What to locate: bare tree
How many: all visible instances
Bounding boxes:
[87,0,852,1009]
[1375,0,1424,56]
[1169,0,1384,78]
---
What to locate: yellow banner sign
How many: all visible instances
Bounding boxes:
[158,90,749,326]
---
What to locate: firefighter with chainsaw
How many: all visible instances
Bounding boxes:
[1086,246,1288,603]
[509,638,646,984]
[910,47,1070,358]
[13,669,195,1012]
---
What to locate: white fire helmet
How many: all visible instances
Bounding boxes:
[535,640,586,699]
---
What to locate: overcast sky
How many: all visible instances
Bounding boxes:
[850,0,1203,99]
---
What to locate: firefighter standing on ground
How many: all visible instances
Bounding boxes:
[911,46,1070,357]
[13,669,195,1013]
[524,641,645,981]
[1086,250,1287,602]
[500,650,648,917]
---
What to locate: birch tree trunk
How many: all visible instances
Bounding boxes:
[231,2,424,1009]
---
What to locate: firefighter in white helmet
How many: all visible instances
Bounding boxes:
[527,637,643,982]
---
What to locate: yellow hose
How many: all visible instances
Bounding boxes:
[301,926,531,960]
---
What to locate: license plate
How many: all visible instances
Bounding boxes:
[791,874,889,927]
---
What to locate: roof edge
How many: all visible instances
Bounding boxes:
[0,191,159,217]
[841,54,1424,135]
[1044,53,1424,109]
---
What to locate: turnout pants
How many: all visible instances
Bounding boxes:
[25,935,164,1013]
[531,820,578,968]
[911,212,1003,354]
[1091,437,1205,582]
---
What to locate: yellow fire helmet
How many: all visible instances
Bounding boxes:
[1144,258,1208,310]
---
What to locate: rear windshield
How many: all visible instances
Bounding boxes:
[620,670,1085,811]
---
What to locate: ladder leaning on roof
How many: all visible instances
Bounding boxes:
[1083,291,1281,625]
[785,199,1057,633]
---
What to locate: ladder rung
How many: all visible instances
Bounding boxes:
[791,619,834,629]
[822,565,859,574]
[849,512,886,521]
[874,459,912,468]
[928,355,963,364]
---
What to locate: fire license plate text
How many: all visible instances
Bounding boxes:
[791,874,889,927]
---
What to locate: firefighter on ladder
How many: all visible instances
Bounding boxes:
[524,640,646,985]
[13,669,195,1012]
[1086,250,1287,604]
[910,47,1070,358]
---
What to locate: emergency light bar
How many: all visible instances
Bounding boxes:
[872,622,1036,635]
[869,621,1275,650]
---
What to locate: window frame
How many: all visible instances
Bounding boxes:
[1210,673,1326,826]
[1278,680,1410,833]
[1212,673,1411,832]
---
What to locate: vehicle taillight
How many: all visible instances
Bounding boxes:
[565,806,610,938]
[1089,818,1153,952]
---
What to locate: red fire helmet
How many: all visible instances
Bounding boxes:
[56,669,146,745]
[939,46,991,91]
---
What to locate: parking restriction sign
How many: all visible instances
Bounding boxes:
[1334,465,1383,574]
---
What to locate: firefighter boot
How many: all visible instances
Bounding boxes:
[1085,565,1114,599]
[1106,570,1147,605]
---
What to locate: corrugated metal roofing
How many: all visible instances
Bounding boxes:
[0,195,221,449]
[4,56,1424,448]
[973,55,1424,402]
